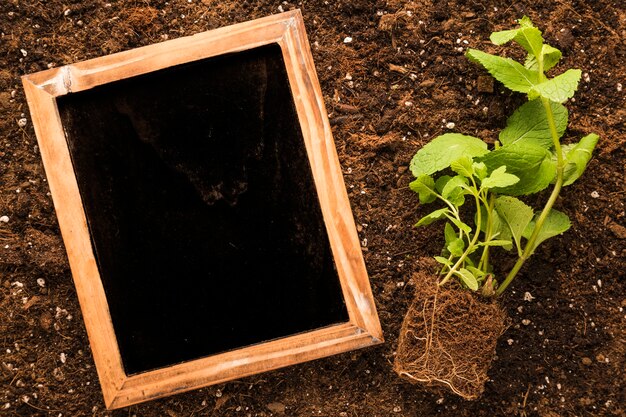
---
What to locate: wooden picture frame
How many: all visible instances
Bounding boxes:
[22,10,382,409]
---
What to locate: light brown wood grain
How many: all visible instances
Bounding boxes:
[22,10,382,409]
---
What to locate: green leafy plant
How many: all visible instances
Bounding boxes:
[409,17,598,296]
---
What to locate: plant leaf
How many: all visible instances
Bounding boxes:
[523,209,571,254]
[447,238,465,257]
[444,222,457,245]
[446,215,472,235]
[434,256,453,267]
[491,20,543,59]
[525,44,562,72]
[451,156,474,177]
[409,174,437,204]
[410,133,489,177]
[481,166,520,189]
[541,44,562,71]
[495,196,535,256]
[466,49,540,93]
[435,175,452,194]
[455,268,479,291]
[499,99,568,148]
[415,208,449,227]
[465,266,486,280]
[477,142,556,195]
[529,69,581,103]
[477,239,517,247]
[441,175,469,206]
[472,162,488,180]
[562,133,599,186]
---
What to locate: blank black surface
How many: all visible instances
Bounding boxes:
[56,44,349,375]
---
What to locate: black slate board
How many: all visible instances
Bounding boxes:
[56,44,349,375]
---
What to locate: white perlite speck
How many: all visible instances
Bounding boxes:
[0,215,9,223]
[590,190,600,198]
[60,353,67,364]
[523,291,535,302]
[445,122,455,129]
[37,278,46,288]
[343,36,353,43]
[18,118,27,127]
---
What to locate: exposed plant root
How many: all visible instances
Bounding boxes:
[394,270,508,400]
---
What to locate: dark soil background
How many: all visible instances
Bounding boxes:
[1,1,624,416]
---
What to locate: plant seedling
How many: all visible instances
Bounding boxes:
[409,16,598,296]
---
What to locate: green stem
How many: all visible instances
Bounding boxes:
[478,193,496,272]
[496,96,564,296]
[439,181,482,287]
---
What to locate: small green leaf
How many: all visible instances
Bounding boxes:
[499,99,568,149]
[409,174,437,204]
[447,238,465,257]
[441,175,469,206]
[465,266,486,280]
[525,44,562,72]
[476,239,516,247]
[415,208,449,227]
[447,216,472,235]
[435,175,452,194]
[472,162,488,180]
[410,134,489,177]
[434,256,453,267]
[451,156,474,177]
[466,49,540,94]
[541,44,562,71]
[478,142,556,195]
[481,166,520,190]
[495,196,535,256]
[523,209,571,253]
[529,69,581,103]
[444,222,457,246]
[455,268,479,291]
[491,23,543,59]
[562,133,599,186]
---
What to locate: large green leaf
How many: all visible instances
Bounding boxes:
[495,196,535,256]
[529,69,581,103]
[410,134,489,177]
[562,133,599,186]
[523,209,571,253]
[409,174,437,204]
[477,142,556,195]
[466,49,540,93]
[480,166,520,189]
[499,99,568,149]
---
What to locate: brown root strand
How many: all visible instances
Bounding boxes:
[394,270,508,400]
